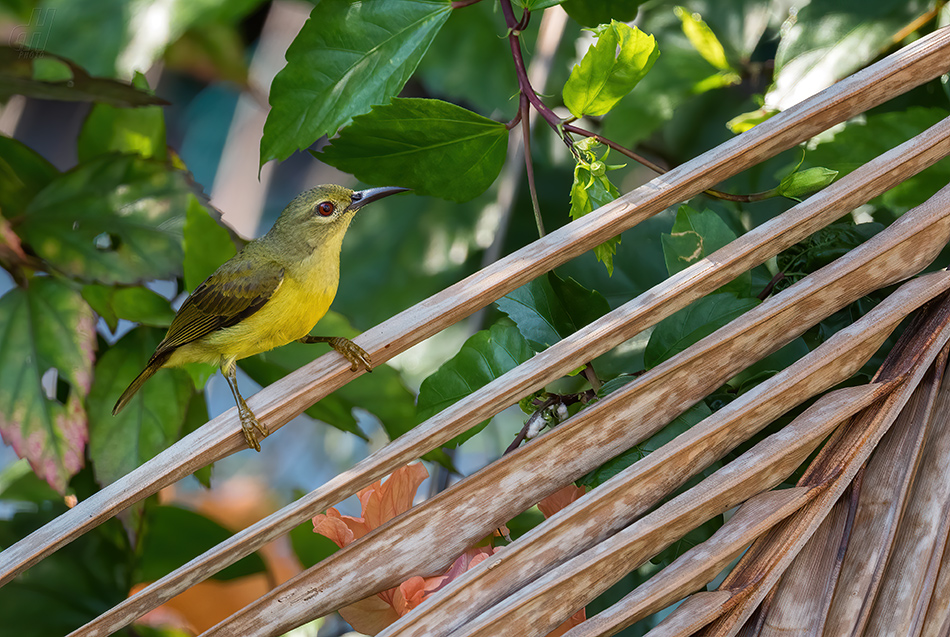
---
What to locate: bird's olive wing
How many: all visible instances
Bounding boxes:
[158,257,285,351]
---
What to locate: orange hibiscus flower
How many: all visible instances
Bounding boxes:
[313,464,586,635]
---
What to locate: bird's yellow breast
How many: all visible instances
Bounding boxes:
[194,250,339,364]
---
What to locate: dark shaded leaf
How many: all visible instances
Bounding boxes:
[0,134,59,215]
[417,320,534,447]
[561,0,645,27]
[318,98,508,202]
[661,204,749,297]
[496,271,610,351]
[644,293,759,369]
[137,505,265,581]
[0,46,169,106]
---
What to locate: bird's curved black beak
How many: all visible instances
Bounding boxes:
[348,186,411,211]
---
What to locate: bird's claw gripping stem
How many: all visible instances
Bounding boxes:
[298,335,373,372]
[239,408,268,452]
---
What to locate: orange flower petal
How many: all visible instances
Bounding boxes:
[538,484,586,519]
[338,593,401,635]
[361,463,429,529]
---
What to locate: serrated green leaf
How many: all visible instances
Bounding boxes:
[769,0,927,109]
[183,196,237,291]
[87,328,193,487]
[77,72,166,162]
[417,321,534,447]
[561,0,644,27]
[563,20,659,119]
[18,154,189,285]
[240,312,419,441]
[644,293,759,369]
[0,277,96,493]
[0,135,59,215]
[261,0,452,165]
[496,271,609,351]
[138,505,265,581]
[318,98,508,203]
[661,205,749,297]
[674,6,731,71]
[569,165,621,275]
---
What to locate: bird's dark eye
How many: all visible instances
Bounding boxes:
[316,201,335,217]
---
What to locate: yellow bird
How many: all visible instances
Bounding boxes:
[113,184,409,451]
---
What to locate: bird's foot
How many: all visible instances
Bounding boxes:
[238,406,268,452]
[330,337,373,372]
[299,335,373,372]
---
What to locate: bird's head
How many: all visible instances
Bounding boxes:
[271,184,409,250]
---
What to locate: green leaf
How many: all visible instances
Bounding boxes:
[0,277,96,493]
[769,0,928,109]
[87,328,193,487]
[661,205,749,297]
[318,98,508,203]
[513,0,565,9]
[0,135,59,215]
[569,165,621,275]
[290,519,339,569]
[644,293,760,369]
[260,0,452,165]
[674,6,731,71]
[240,312,419,441]
[578,402,711,488]
[561,0,645,27]
[138,505,266,581]
[777,222,884,286]
[0,46,170,106]
[18,154,189,285]
[417,320,534,447]
[803,107,950,216]
[77,72,167,162]
[183,196,237,292]
[496,271,610,351]
[563,20,659,119]
[81,285,175,332]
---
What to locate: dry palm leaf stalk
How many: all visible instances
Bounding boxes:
[5,28,950,598]
[678,294,950,637]
[62,35,950,637]
[195,179,950,637]
[3,24,950,637]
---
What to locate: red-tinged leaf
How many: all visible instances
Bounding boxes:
[0,277,96,492]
